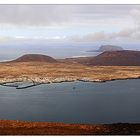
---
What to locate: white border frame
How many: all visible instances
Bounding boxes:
[0,0,139,4]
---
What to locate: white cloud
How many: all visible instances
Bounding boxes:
[0,5,72,26]
[130,9,140,25]
[15,36,25,39]
[0,35,67,43]
[0,5,140,43]
[70,27,140,42]
[45,36,66,40]
[69,6,140,42]
[0,5,139,27]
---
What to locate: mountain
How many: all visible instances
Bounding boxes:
[11,54,57,63]
[88,45,123,52]
[78,50,140,66]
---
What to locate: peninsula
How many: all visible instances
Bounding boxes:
[1,53,140,84]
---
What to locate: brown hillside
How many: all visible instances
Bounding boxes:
[81,50,140,66]
[11,54,57,63]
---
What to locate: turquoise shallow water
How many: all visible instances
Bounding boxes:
[0,79,140,124]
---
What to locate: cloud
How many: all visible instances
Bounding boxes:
[0,5,139,27]
[0,5,72,26]
[70,27,140,42]
[130,9,140,25]
[0,5,140,43]
[0,35,67,43]
[70,7,140,42]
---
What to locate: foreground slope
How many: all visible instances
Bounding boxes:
[0,120,139,135]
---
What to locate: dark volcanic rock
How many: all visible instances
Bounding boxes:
[82,50,140,66]
[11,54,57,63]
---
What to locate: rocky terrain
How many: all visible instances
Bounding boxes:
[0,120,139,135]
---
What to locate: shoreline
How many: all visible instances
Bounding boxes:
[0,76,140,90]
[0,76,140,85]
[0,120,139,135]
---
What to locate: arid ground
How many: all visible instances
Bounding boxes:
[0,62,140,83]
[0,120,139,135]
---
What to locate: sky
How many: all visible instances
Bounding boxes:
[0,5,140,60]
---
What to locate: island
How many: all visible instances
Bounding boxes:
[87,44,124,52]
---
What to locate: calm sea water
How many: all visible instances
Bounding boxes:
[0,79,140,124]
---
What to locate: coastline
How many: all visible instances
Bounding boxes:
[0,76,140,85]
